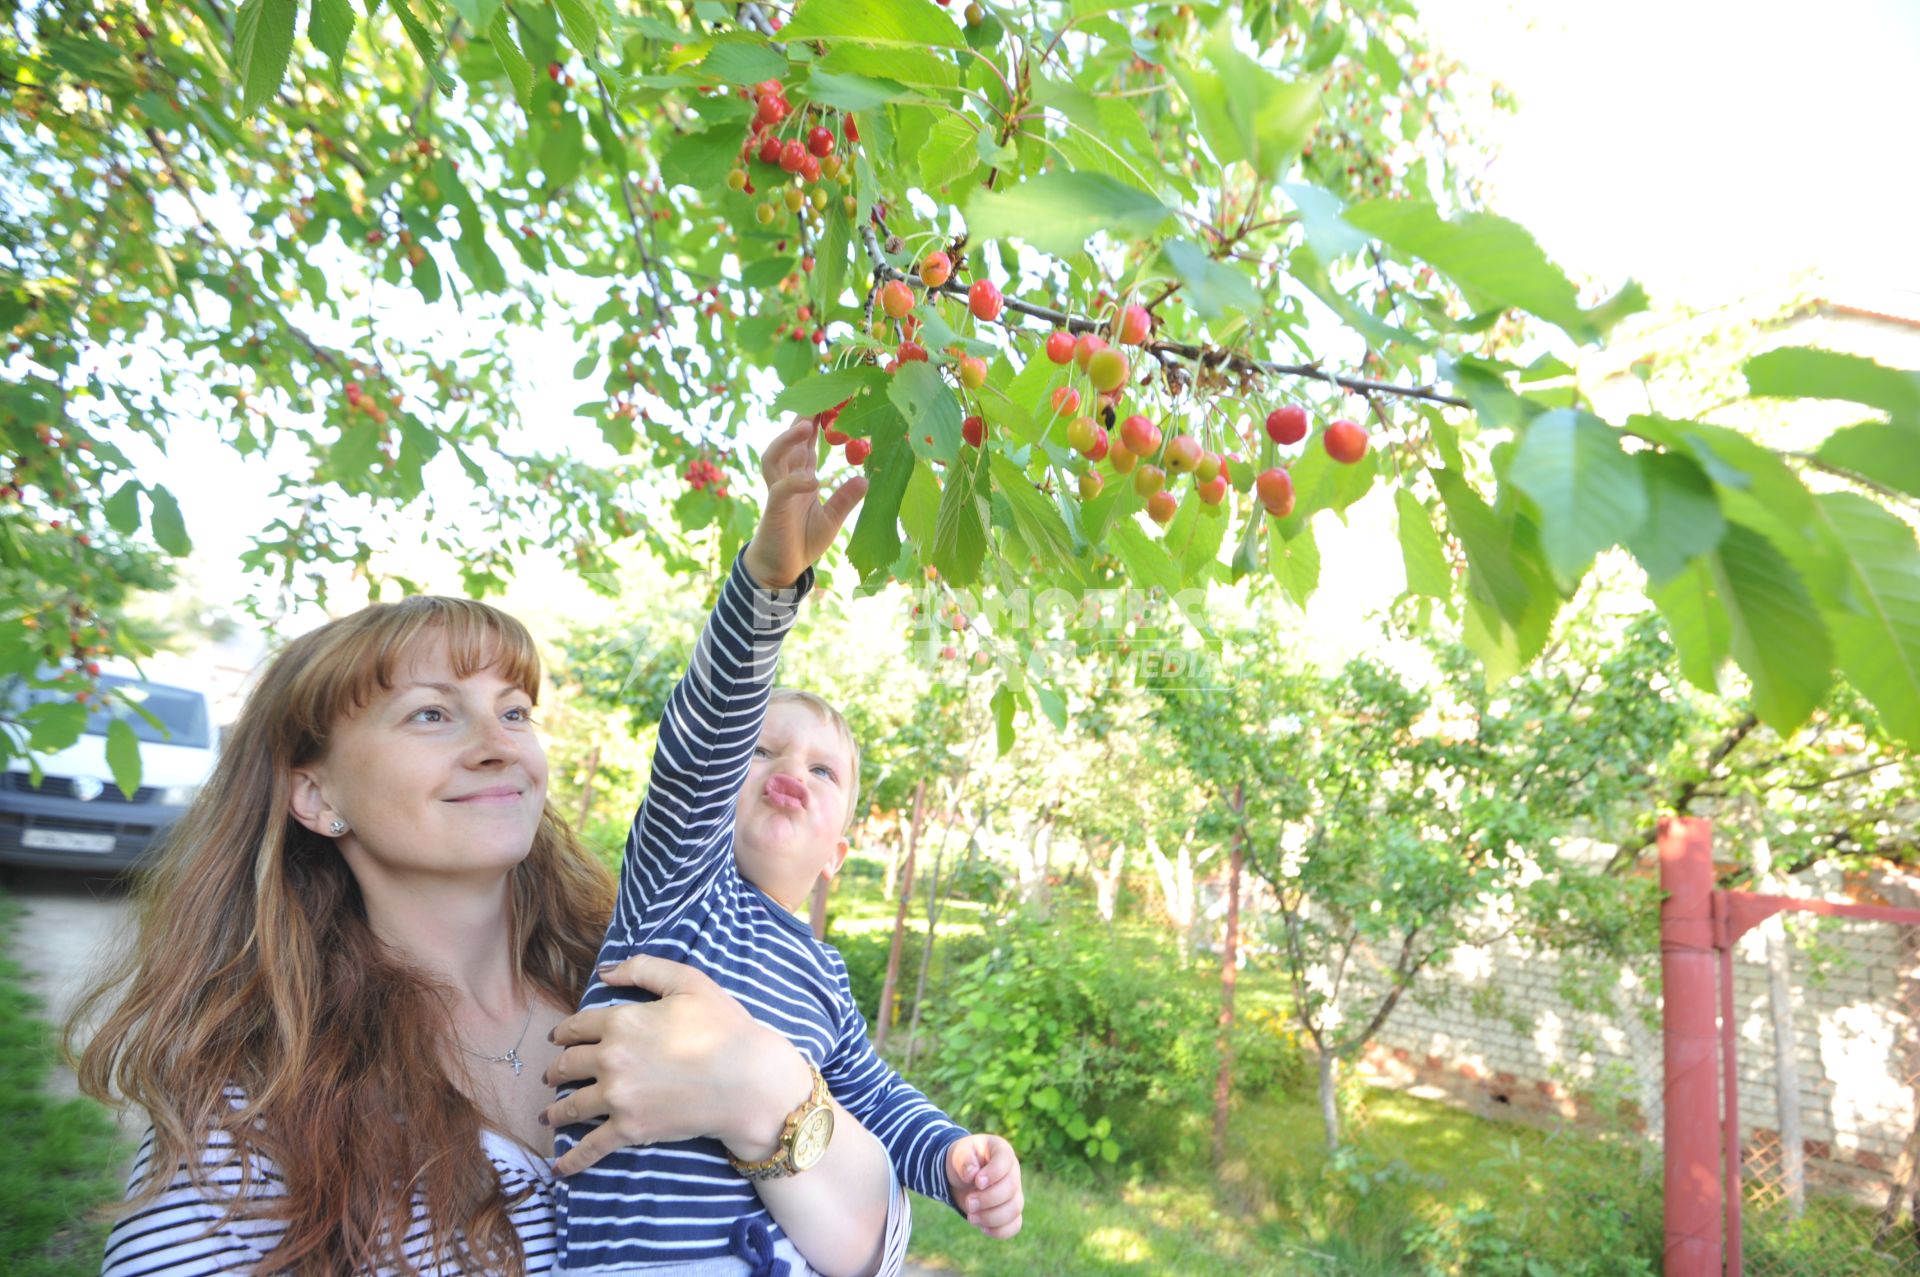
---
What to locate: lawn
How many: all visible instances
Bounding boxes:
[0,891,133,1277]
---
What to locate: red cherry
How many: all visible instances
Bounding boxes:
[1266,405,1309,445]
[959,355,988,388]
[1196,475,1229,505]
[1066,416,1100,454]
[898,340,929,362]
[779,140,806,172]
[1050,385,1081,416]
[824,426,850,446]
[1086,427,1110,462]
[1073,333,1107,370]
[962,414,986,448]
[880,280,916,318]
[1045,331,1075,364]
[1115,304,1151,346]
[1108,442,1137,474]
[843,116,860,143]
[1087,348,1129,393]
[1119,414,1161,457]
[807,126,835,157]
[1146,490,1178,525]
[799,154,821,182]
[920,252,952,288]
[1324,418,1369,464]
[757,136,783,165]
[1132,464,1166,497]
[756,96,786,126]
[548,62,563,82]
[1256,467,1295,517]
[846,438,872,464]
[1164,433,1202,474]
[968,279,1002,321]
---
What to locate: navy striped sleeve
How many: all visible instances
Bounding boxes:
[611,551,810,945]
[821,954,969,1208]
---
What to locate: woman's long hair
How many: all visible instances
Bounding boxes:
[70,596,615,1275]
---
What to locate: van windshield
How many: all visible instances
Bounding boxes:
[1,674,212,749]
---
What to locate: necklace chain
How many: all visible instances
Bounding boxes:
[463,1002,537,1077]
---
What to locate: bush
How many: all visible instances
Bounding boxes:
[1231,1002,1313,1100]
[831,923,989,1035]
[913,910,1217,1170]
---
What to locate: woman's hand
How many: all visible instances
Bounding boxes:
[541,955,813,1176]
[741,414,868,591]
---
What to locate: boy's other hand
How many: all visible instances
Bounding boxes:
[945,1132,1023,1239]
[742,415,868,591]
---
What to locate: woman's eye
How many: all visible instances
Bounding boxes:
[412,707,447,723]
[506,707,537,724]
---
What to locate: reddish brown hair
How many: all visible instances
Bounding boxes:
[71,596,614,1275]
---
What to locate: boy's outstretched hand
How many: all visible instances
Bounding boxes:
[742,415,868,591]
[946,1132,1024,1239]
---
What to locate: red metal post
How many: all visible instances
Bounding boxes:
[1661,816,1723,1275]
[1717,909,1743,1275]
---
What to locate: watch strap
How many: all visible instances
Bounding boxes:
[728,1063,831,1182]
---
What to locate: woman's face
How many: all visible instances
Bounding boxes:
[291,631,548,886]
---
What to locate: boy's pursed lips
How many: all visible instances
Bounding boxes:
[763,773,808,810]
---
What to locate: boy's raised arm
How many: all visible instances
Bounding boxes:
[613,416,868,926]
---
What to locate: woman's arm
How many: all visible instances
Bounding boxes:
[544,955,900,1277]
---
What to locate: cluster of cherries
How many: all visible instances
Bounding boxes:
[343,381,392,425]
[817,398,871,465]
[682,457,728,498]
[729,81,858,225]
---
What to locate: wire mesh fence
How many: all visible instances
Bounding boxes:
[1737,916,1920,1276]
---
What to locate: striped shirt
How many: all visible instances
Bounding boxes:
[555,554,967,1274]
[100,1121,914,1276]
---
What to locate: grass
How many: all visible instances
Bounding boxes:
[0,890,132,1277]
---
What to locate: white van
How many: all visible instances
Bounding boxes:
[0,672,217,872]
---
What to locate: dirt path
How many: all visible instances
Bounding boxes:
[3,867,134,1102]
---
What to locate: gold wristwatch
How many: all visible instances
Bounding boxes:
[728,1063,835,1182]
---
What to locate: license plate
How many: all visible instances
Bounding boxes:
[22,829,117,853]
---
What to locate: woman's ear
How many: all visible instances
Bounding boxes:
[286,768,337,836]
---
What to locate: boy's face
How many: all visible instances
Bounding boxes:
[734,699,854,910]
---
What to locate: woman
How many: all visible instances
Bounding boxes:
[71,418,898,1275]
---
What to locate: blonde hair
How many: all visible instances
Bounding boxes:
[70,596,615,1276]
[768,687,862,833]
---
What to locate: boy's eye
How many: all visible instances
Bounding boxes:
[752,745,771,758]
[811,764,837,781]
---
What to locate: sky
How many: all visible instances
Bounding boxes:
[127,0,1920,672]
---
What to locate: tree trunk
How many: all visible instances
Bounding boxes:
[873,779,925,1052]
[573,744,601,829]
[1092,840,1125,924]
[1754,839,1806,1217]
[1317,1049,1341,1151]
[1210,814,1243,1169]
[902,815,955,1074]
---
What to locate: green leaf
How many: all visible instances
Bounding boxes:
[806,68,914,111]
[1343,200,1646,344]
[25,701,88,753]
[1282,182,1369,261]
[147,484,192,556]
[1810,493,1920,749]
[1505,409,1647,580]
[932,450,989,586]
[1815,421,1920,502]
[1100,1138,1120,1163]
[1394,488,1450,599]
[773,365,883,417]
[659,127,737,189]
[1710,522,1834,732]
[988,453,1082,582]
[848,407,913,580]
[1653,555,1731,692]
[1034,684,1067,731]
[553,0,600,54]
[310,0,356,83]
[389,0,454,92]
[1159,240,1261,320]
[1432,467,1558,658]
[1271,518,1320,608]
[784,0,965,47]
[919,112,980,191]
[540,109,586,189]
[1163,489,1228,581]
[967,172,1171,260]
[103,482,142,536]
[1624,452,1725,587]
[1744,347,1920,418]
[448,0,504,28]
[697,34,787,86]
[890,363,964,464]
[106,718,142,799]
[488,11,534,107]
[1170,22,1320,180]
[990,682,1016,756]
[234,0,298,117]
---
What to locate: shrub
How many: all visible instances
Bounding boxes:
[914,910,1216,1170]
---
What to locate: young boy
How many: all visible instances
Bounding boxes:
[552,418,1023,1275]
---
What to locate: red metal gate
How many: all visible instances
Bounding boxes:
[1661,816,1920,1275]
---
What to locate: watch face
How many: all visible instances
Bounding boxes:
[791,1105,835,1171]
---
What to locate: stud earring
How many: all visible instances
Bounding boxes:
[328,820,348,836]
